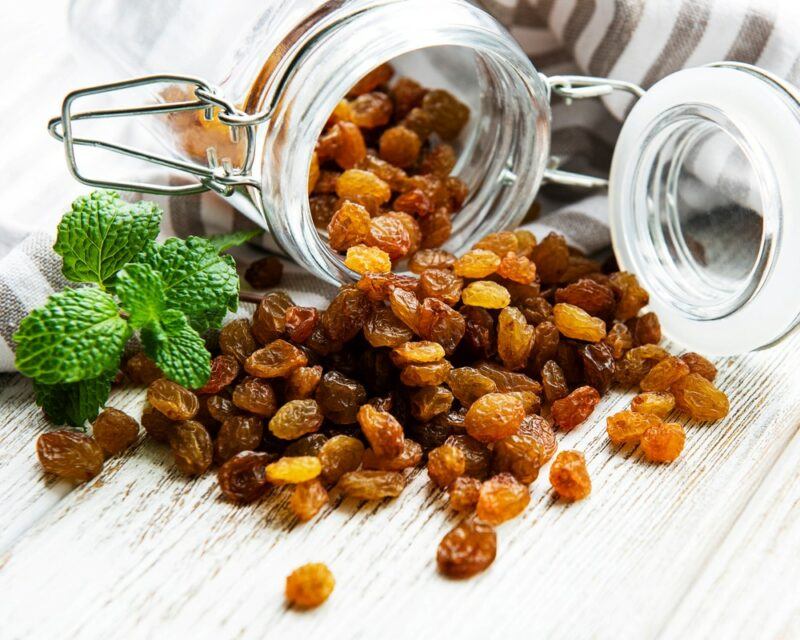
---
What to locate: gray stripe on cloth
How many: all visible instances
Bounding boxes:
[640,0,712,88]
[562,0,597,52]
[513,0,549,27]
[23,235,69,293]
[725,6,775,63]
[588,0,646,78]
[0,279,29,351]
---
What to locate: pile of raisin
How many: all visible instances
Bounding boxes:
[310,63,470,274]
[33,65,732,606]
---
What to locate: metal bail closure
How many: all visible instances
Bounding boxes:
[47,74,261,196]
[609,62,800,354]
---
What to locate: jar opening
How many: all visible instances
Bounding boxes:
[630,104,777,320]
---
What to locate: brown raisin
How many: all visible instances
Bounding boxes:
[124,352,163,385]
[291,480,329,522]
[315,371,367,424]
[492,433,542,484]
[549,450,591,501]
[336,470,405,499]
[603,322,634,359]
[610,272,649,320]
[464,393,525,443]
[350,91,393,128]
[244,256,283,289]
[362,439,423,471]
[680,352,717,381]
[437,517,497,579]
[327,201,371,252]
[268,400,324,440]
[245,339,308,378]
[401,107,434,140]
[36,431,104,482]
[427,444,467,488]
[631,391,675,418]
[551,386,600,431]
[218,451,273,503]
[579,342,616,394]
[284,306,319,343]
[331,121,367,170]
[364,306,415,348]
[394,189,434,217]
[252,291,293,344]
[357,404,404,458]
[92,408,139,457]
[219,318,257,364]
[169,420,212,475]
[555,279,616,320]
[419,269,463,306]
[147,379,199,421]
[418,207,452,248]
[460,306,495,360]
[215,415,263,463]
[319,435,365,485]
[641,422,685,463]
[519,414,557,463]
[445,434,491,479]
[321,285,371,343]
[541,360,568,403]
[476,472,530,524]
[386,212,422,254]
[530,233,569,284]
[141,403,174,442]
[670,373,729,421]
[417,298,466,355]
[409,249,456,274]
[409,385,454,421]
[196,355,239,395]
[390,76,426,119]
[447,367,497,406]
[366,214,412,259]
[422,89,470,140]
[631,311,661,345]
[449,476,482,512]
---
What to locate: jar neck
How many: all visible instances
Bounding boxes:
[243,0,550,284]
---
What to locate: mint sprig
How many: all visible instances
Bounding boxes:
[14,190,240,427]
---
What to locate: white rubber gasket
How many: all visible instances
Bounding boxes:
[609,65,800,355]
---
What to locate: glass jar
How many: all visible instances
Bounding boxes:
[55,1,800,355]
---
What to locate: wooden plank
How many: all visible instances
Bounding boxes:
[0,335,798,639]
[662,417,800,640]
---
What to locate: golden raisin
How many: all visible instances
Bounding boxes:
[464,393,525,443]
[610,272,649,320]
[379,125,421,168]
[631,391,675,418]
[318,435,365,485]
[350,91,393,128]
[492,433,542,484]
[419,269,463,306]
[641,422,686,463]
[476,473,530,524]
[291,480,329,522]
[366,214,412,259]
[348,63,394,97]
[497,306,534,371]
[362,439,423,471]
[549,451,591,501]
[454,249,501,278]
[551,386,600,431]
[497,253,537,284]
[639,356,690,392]
[606,410,662,446]
[461,281,511,309]
[147,379,199,421]
[400,361,453,387]
[427,444,467,488]
[266,456,322,485]
[327,201,371,252]
[269,400,324,440]
[336,169,392,207]
[553,303,606,342]
[356,404,405,458]
[437,517,497,579]
[285,563,335,609]
[680,352,717,381]
[391,340,445,366]
[245,339,308,378]
[670,373,729,421]
[336,470,406,499]
[345,245,392,274]
[409,248,456,274]
[449,476,482,512]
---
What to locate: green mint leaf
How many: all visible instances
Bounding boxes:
[141,309,210,389]
[14,288,131,385]
[116,263,165,329]
[54,190,162,287]
[33,370,116,428]
[207,229,261,253]
[138,236,239,333]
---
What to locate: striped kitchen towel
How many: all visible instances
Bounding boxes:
[1,0,798,372]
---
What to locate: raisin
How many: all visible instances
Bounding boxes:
[362,439,423,471]
[437,517,497,579]
[379,125,421,168]
[640,356,690,392]
[318,435,365,484]
[419,269,463,305]
[530,233,569,284]
[461,281,511,309]
[245,339,308,378]
[553,303,606,342]
[445,176,469,210]
[460,306,495,359]
[345,245,392,274]
[391,340,445,366]
[497,306,534,371]
[266,456,322,484]
[476,473,530,524]
[285,365,324,401]
[497,253,537,285]
[579,342,616,394]
[541,360,568,403]
[364,306,414,348]
[549,450,591,501]
[449,476,482,512]
[206,395,240,423]
[285,563,335,609]
[291,480,329,521]
[606,410,661,446]
[284,434,328,458]
[447,367,497,406]
[124,352,163,385]
[514,229,537,257]
[427,444,467,488]
[680,352,717,381]
[358,272,418,302]
[321,286,371,343]
[252,291,293,344]
[631,391,675,418]
[422,89,470,140]
[308,152,320,192]
[169,420,213,476]
[631,311,661,345]
[197,355,239,395]
[551,386,600,431]
[464,393,525,443]
[284,306,319,344]
[454,249,501,278]
[401,361,453,387]
[356,404,404,458]
[141,403,174,442]
[336,470,406,499]
[366,214,412,259]
[215,415,263,463]
[327,201,371,252]
[610,272,649,320]
[418,145,456,178]
[418,207,452,248]
[555,279,616,320]
[147,379,199,421]
[310,195,339,227]
[523,298,554,327]
[409,249,456,274]
[312,169,340,194]
[349,63,394,97]
[671,373,729,421]
[401,107,434,141]
[390,76,426,119]
[445,434,491,479]
[350,91,393,128]
[417,298,466,355]
[519,414,557,463]
[331,121,367,170]
[336,169,392,208]
[315,371,367,424]
[603,322,634,359]
[394,189,434,217]
[92,408,139,457]
[268,399,324,440]
[244,256,283,289]
[492,433,542,484]
[409,385,453,421]
[218,451,273,503]
[36,431,104,482]
[641,422,686,463]
[219,318,257,364]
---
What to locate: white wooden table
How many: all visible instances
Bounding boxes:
[1,5,800,639]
